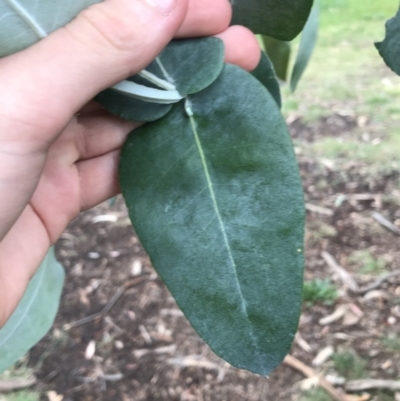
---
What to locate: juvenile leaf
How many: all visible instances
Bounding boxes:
[95,89,173,123]
[120,64,305,375]
[0,248,64,373]
[376,7,400,76]
[262,36,292,82]
[96,38,225,122]
[0,0,101,57]
[231,0,314,41]
[290,1,319,92]
[150,38,225,96]
[251,52,282,107]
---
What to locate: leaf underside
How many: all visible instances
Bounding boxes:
[376,7,400,76]
[0,0,101,57]
[251,52,282,108]
[0,248,64,373]
[120,64,305,375]
[96,38,225,122]
[231,0,314,41]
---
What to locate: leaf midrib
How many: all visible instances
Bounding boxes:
[189,114,258,343]
[4,0,47,39]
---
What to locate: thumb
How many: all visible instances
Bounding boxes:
[0,0,188,138]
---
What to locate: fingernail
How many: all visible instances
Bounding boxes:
[144,0,176,15]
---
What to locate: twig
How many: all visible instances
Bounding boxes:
[322,252,359,292]
[306,203,334,216]
[134,345,177,359]
[168,355,228,381]
[356,270,400,295]
[319,305,348,326]
[102,286,125,315]
[346,379,400,392]
[123,276,148,289]
[0,377,36,392]
[312,346,334,367]
[168,356,222,371]
[64,276,150,330]
[77,373,123,383]
[283,355,349,401]
[371,212,400,236]
[322,252,400,295]
[64,286,125,330]
[295,332,313,353]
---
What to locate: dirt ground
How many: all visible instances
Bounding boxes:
[26,114,400,401]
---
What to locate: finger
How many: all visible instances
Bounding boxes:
[176,0,232,38]
[0,205,51,327]
[75,111,140,161]
[78,101,104,115]
[78,150,121,211]
[217,26,262,72]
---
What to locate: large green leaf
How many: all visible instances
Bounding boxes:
[290,1,319,92]
[120,64,305,375]
[0,0,101,57]
[231,0,314,41]
[251,52,282,107]
[0,248,64,373]
[376,7,400,76]
[96,38,225,122]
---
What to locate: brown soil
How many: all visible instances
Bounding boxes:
[26,115,400,401]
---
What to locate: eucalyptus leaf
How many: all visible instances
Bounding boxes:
[151,38,225,96]
[96,89,173,123]
[376,7,400,76]
[261,36,292,81]
[251,52,282,108]
[290,1,319,92]
[0,248,64,373]
[96,38,225,122]
[120,64,305,375]
[231,0,314,41]
[0,0,101,57]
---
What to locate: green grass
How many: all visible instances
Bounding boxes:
[282,0,400,171]
[303,279,338,306]
[332,350,368,380]
[0,367,40,401]
[306,131,400,168]
[300,388,333,401]
[348,250,387,275]
[381,332,400,352]
[283,0,400,118]
[375,391,396,401]
[307,221,338,241]
[0,391,40,401]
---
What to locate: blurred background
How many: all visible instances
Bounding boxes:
[1,1,400,400]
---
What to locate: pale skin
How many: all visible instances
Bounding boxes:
[0,0,261,327]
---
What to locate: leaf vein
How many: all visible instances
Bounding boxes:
[4,0,47,39]
[189,115,257,337]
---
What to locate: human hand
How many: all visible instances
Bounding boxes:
[0,0,261,326]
